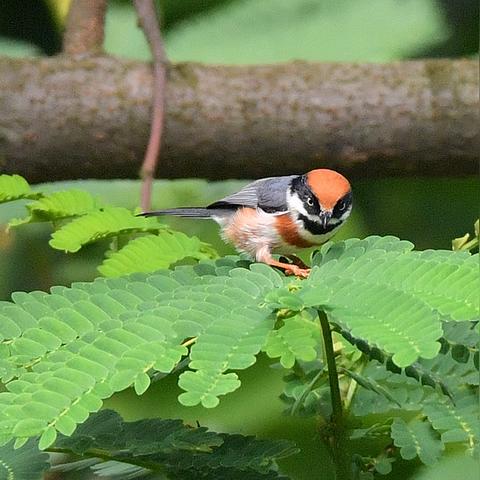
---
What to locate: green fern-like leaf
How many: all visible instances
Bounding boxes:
[301,237,479,367]
[349,358,478,459]
[391,417,444,466]
[178,370,242,408]
[335,326,454,398]
[0,174,41,203]
[311,235,415,266]
[339,367,401,407]
[440,321,479,367]
[350,361,478,454]
[264,314,319,368]
[332,280,440,367]
[350,362,432,416]
[54,409,223,455]
[423,391,479,453]
[178,264,282,407]
[0,261,287,444]
[279,356,327,417]
[50,410,295,479]
[418,350,478,389]
[49,207,166,252]
[0,439,49,480]
[300,279,441,368]
[177,433,297,473]
[9,189,102,227]
[98,232,217,277]
[0,236,476,447]
[312,238,479,323]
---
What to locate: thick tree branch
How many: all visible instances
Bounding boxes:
[63,0,108,55]
[133,0,168,210]
[0,56,477,182]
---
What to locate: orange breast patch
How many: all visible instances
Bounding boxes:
[275,214,314,248]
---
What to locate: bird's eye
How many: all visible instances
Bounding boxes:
[333,192,352,218]
[306,197,314,206]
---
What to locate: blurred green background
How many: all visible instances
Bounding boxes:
[0,1,478,479]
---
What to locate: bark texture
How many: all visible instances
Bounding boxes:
[0,56,478,182]
[63,0,108,55]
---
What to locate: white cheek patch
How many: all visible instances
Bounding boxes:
[339,206,352,222]
[286,191,307,216]
[330,205,352,225]
[286,191,318,221]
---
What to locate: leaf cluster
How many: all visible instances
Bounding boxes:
[2,410,295,479]
[0,174,217,277]
[264,237,479,474]
[1,176,478,478]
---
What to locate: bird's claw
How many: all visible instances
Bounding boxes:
[283,265,311,278]
[281,254,310,270]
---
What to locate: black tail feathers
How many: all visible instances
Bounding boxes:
[138,208,227,219]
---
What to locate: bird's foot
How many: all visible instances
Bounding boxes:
[282,264,311,278]
[281,254,310,270]
[258,250,311,278]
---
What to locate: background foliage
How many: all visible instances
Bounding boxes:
[0,176,478,479]
[0,1,478,480]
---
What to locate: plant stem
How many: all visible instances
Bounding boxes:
[318,310,351,480]
[319,312,343,430]
[343,359,366,412]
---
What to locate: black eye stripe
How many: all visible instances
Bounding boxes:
[290,175,320,215]
[332,192,352,218]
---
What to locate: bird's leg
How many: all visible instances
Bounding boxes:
[282,254,310,270]
[268,258,311,278]
[256,247,311,278]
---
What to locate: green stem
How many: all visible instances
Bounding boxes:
[318,310,351,480]
[343,358,367,412]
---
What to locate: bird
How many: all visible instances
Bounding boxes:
[140,169,352,277]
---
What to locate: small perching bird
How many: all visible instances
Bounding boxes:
[140,169,352,277]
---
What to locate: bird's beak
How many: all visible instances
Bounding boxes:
[319,211,331,229]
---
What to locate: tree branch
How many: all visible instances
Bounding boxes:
[63,0,108,55]
[0,56,477,182]
[133,0,168,210]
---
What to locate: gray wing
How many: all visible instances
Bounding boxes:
[207,175,297,213]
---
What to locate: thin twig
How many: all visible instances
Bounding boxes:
[63,0,108,55]
[133,0,168,211]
